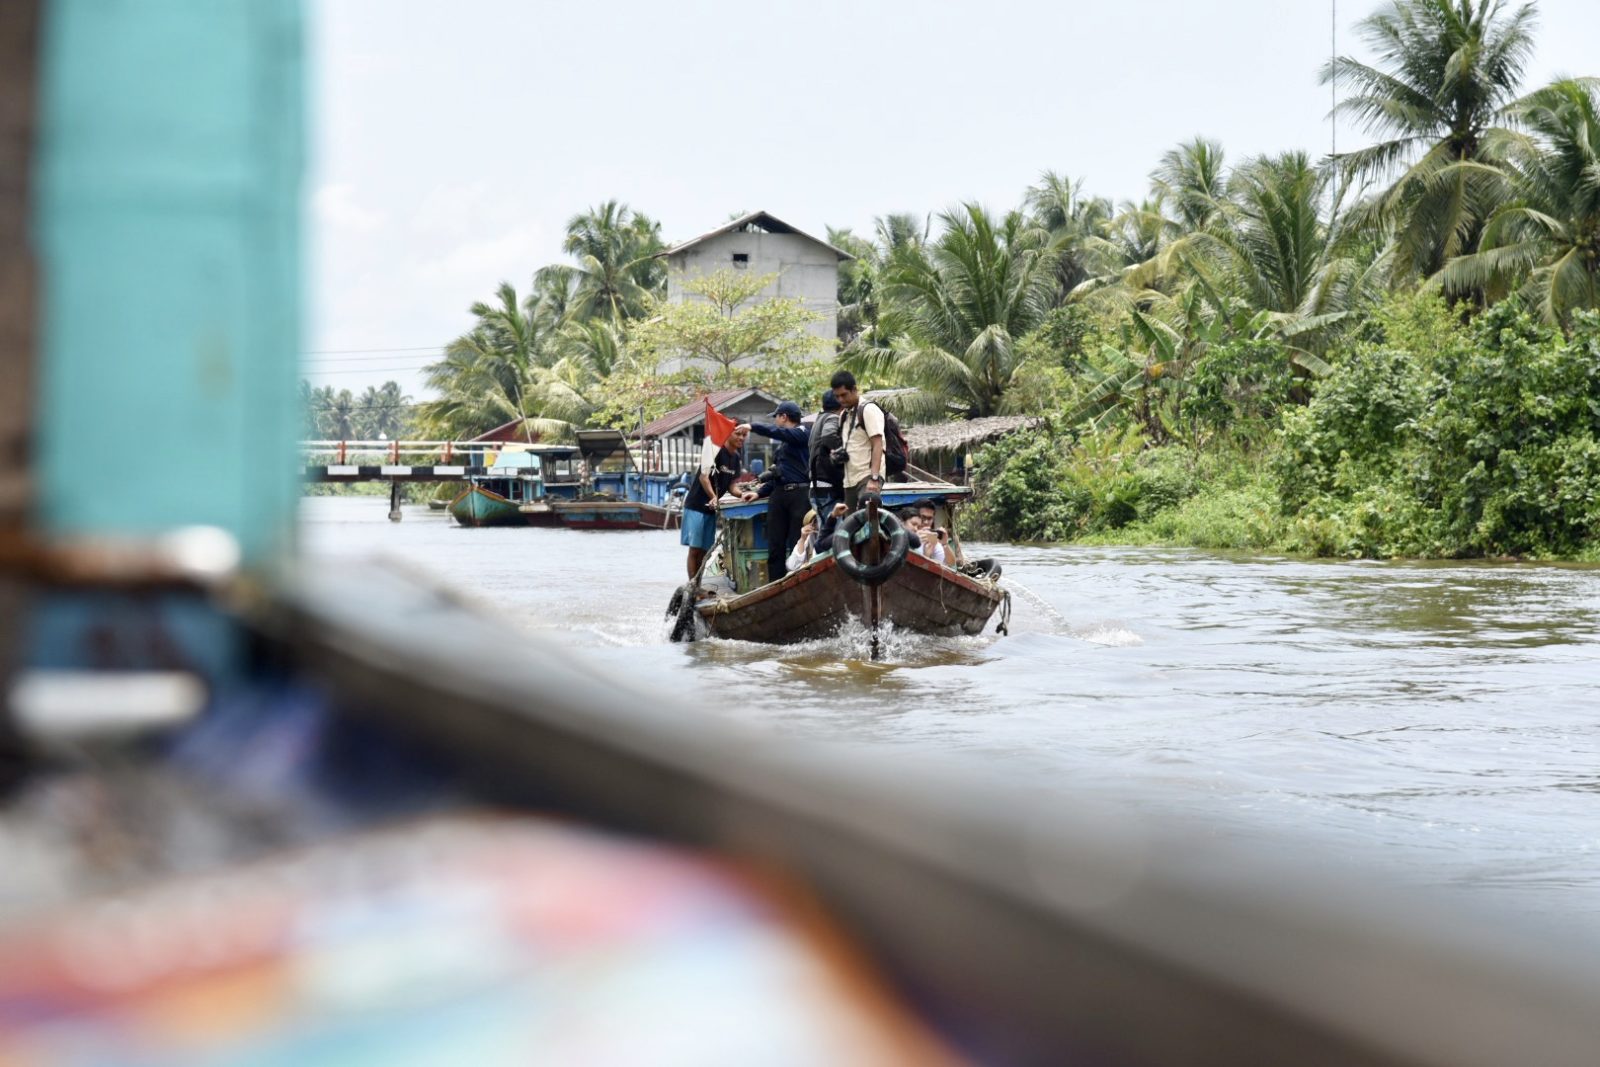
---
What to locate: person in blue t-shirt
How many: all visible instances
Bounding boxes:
[741,401,812,581]
[681,424,753,581]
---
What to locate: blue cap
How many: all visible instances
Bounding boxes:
[819,390,841,411]
[771,400,804,421]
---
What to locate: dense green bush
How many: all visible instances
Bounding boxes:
[970,295,1600,559]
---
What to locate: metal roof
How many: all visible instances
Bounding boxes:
[656,210,854,262]
[634,387,781,440]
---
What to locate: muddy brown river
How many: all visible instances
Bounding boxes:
[303,496,1600,934]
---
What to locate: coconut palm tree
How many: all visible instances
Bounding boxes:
[562,201,666,325]
[1152,138,1230,234]
[1438,78,1600,324]
[1322,0,1539,280]
[1024,170,1114,302]
[865,204,1062,418]
[830,213,931,348]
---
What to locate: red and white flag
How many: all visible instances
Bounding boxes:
[700,398,737,473]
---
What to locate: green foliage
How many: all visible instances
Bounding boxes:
[970,427,1205,541]
[1015,304,1108,373]
[1181,335,1296,447]
[590,356,833,431]
[626,270,823,382]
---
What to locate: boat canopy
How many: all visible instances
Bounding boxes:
[716,482,972,520]
[487,451,542,474]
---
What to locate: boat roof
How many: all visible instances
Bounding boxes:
[486,451,542,473]
[575,428,630,460]
[715,482,972,520]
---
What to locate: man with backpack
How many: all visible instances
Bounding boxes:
[829,370,909,509]
[806,388,845,512]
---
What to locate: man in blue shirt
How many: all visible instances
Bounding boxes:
[741,401,812,581]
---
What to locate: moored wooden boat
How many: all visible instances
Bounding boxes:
[449,484,524,527]
[427,498,448,511]
[553,498,671,530]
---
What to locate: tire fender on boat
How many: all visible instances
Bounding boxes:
[831,509,911,587]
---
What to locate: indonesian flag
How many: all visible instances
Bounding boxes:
[700,398,737,473]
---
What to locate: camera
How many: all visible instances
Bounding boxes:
[828,446,849,467]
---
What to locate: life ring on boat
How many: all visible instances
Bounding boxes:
[831,509,910,587]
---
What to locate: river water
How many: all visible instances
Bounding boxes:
[302,496,1600,934]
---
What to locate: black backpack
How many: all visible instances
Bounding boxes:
[808,410,844,484]
[852,402,908,478]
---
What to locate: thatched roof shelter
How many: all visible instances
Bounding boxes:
[904,416,1039,457]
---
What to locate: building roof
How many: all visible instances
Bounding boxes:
[469,417,546,444]
[635,387,782,440]
[657,210,854,262]
[904,415,1040,456]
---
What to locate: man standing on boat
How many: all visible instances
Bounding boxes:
[739,401,812,582]
[681,424,753,581]
[830,370,885,509]
[807,389,845,513]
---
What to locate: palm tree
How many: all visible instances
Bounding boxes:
[562,201,666,325]
[415,285,571,443]
[866,203,1061,418]
[1024,170,1114,302]
[1322,0,1538,280]
[329,389,356,439]
[830,213,931,347]
[1438,78,1600,324]
[1152,138,1230,234]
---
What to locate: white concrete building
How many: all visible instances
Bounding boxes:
[656,210,852,365]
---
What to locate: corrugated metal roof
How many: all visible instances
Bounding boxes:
[634,387,781,440]
[656,210,854,261]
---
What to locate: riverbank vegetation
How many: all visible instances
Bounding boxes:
[371,0,1600,559]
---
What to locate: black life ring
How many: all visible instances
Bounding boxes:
[831,509,910,586]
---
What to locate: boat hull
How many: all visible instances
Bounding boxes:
[518,501,563,527]
[696,550,1003,643]
[448,485,524,527]
[553,500,671,530]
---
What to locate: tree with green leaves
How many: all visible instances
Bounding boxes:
[855,203,1062,418]
[626,269,822,382]
[563,201,667,325]
[1439,77,1600,324]
[1323,0,1538,281]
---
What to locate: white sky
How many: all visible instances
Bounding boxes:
[305,0,1600,398]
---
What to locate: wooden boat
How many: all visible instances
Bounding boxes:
[549,430,680,531]
[676,482,1007,648]
[552,498,671,530]
[448,483,525,527]
[450,451,547,527]
[427,498,448,511]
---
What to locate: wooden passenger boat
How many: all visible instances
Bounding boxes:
[448,483,525,527]
[675,482,1007,648]
[450,452,546,527]
[700,548,1003,642]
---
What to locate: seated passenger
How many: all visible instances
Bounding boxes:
[904,511,947,566]
[786,508,821,572]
